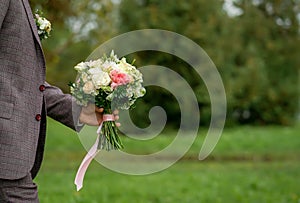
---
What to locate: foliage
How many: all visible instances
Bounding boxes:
[30,0,118,92]
[226,0,300,125]
[118,0,300,126]
[29,0,300,125]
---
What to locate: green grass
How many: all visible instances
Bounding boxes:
[35,118,300,203]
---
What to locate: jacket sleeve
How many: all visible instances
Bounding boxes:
[44,82,82,132]
[0,0,10,29]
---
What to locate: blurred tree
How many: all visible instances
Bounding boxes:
[118,0,300,126]
[30,0,118,91]
[29,0,299,126]
[118,0,228,127]
[227,0,300,125]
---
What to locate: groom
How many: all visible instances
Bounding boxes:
[0,0,112,202]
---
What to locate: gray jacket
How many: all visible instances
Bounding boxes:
[0,0,78,180]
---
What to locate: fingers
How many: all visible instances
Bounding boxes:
[96,112,103,125]
[94,107,117,114]
[95,107,104,113]
[94,106,120,125]
[113,110,119,120]
[81,104,121,126]
[112,110,120,125]
[114,115,119,121]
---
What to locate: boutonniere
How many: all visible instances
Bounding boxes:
[34,10,52,40]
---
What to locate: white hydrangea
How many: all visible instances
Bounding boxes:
[102,61,118,72]
[87,59,103,69]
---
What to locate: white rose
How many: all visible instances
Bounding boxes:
[90,70,111,88]
[44,21,51,33]
[39,18,48,29]
[83,81,95,94]
[74,62,87,72]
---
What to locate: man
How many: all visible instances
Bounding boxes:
[0,0,113,202]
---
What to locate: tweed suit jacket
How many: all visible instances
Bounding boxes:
[0,0,78,180]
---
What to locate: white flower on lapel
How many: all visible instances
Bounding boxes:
[34,10,52,40]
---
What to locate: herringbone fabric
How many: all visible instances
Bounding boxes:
[0,0,78,182]
[0,173,39,203]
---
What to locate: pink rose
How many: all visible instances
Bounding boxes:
[110,69,131,89]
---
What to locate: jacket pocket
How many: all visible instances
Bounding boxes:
[0,101,14,119]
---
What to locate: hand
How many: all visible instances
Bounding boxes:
[79,103,120,126]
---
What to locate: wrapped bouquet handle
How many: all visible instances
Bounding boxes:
[74,114,115,191]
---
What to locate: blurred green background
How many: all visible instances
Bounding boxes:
[28,0,300,202]
[31,0,300,126]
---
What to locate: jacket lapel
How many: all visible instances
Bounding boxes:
[21,0,42,48]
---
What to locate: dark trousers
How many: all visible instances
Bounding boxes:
[0,173,39,203]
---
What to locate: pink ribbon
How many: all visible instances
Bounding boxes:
[74,114,115,191]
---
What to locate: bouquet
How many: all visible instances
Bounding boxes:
[71,51,145,191]
[34,10,52,40]
[69,51,146,150]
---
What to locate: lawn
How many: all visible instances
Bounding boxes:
[35,118,300,203]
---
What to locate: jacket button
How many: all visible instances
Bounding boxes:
[35,114,42,121]
[39,85,46,92]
